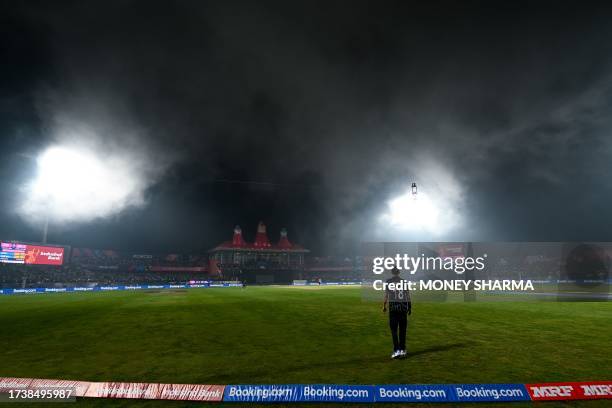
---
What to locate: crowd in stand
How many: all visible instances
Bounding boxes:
[72,249,207,270]
[0,264,208,288]
[0,250,578,289]
[0,249,211,288]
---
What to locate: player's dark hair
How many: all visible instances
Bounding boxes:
[391,267,400,275]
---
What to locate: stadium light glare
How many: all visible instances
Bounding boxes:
[20,145,145,225]
[383,189,440,232]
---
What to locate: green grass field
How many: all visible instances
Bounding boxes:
[0,286,610,407]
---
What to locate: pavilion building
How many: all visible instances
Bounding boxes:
[209,222,309,284]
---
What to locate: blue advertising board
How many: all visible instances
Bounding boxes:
[223,385,375,403]
[222,384,530,403]
[0,282,243,295]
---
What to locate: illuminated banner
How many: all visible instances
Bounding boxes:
[0,242,64,266]
[24,245,65,265]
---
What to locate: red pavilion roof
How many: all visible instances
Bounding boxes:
[253,221,271,248]
[210,223,308,253]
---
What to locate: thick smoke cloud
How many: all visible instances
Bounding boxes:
[17,86,172,225]
[4,1,612,251]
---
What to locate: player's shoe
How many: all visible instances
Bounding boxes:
[391,350,400,359]
[398,350,407,358]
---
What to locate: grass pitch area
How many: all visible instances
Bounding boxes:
[0,286,610,407]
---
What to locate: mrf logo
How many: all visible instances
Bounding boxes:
[528,384,574,400]
[581,384,611,397]
[527,382,612,401]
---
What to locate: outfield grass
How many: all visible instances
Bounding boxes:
[0,286,610,407]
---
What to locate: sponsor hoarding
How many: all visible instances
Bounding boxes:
[527,382,612,401]
[223,385,374,403]
[84,382,224,401]
[0,242,64,265]
[0,283,243,296]
[452,384,530,402]
[1,378,610,402]
[375,385,451,402]
[0,378,224,402]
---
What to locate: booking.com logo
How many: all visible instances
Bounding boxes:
[372,254,487,275]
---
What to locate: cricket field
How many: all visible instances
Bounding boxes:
[0,286,609,407]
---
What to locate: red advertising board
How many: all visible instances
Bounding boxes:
[527,382,612,401]
[84,382,225,401]
[24,245,65,265]
[0,377,225,402]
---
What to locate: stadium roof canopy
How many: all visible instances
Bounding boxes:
[210,222,309,253]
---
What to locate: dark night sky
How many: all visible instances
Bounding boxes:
[2,0,612,254]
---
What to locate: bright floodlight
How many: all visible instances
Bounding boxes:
[383,189,440,232]
[20,146,144,224]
